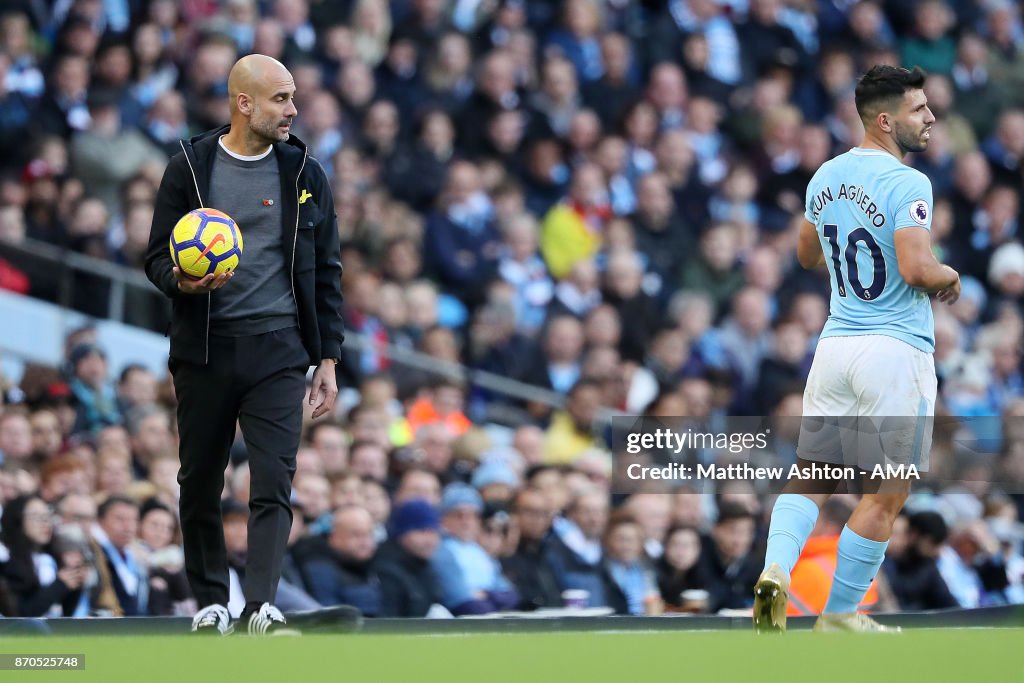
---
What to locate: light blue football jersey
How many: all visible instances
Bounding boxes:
[804,147,935,352]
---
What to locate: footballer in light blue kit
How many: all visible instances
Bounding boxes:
[753,66,961,634]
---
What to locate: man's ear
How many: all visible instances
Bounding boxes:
[237,93,252,116]
[876,111,892,134]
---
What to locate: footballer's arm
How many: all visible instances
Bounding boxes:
[894,226,961,303]
[797,218,825,269]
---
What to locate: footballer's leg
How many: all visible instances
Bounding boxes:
[815,476,909,633]
[755,338,850,633]
[754,472,837,633]
[814,337,934,633]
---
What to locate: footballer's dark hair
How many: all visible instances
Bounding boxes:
[854,65,927,125]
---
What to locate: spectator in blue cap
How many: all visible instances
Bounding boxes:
[431,483,519,614]
[471,459,521,504]
[375,499,444,617]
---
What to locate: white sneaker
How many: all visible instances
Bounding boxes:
[246,603,300,636]
[191,604,232,635]
[813,612,902,633]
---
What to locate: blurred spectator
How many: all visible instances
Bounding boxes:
[425,32,473,114]
[755,319,811,414]
[737,0,810,83]
[952,32,1005,141]
[67,343,121,436]
[134,500,192,616]
[35,53,91,139]
[424,160,502,308]
[459,49,521,156]
[623,493,672,560]
[581,33,639,128]
[602,512,658,615]
[91,494,146,615]
[545,486,608,608]
[544,0,604,83]
[385,108,454,211]
[528,55,582,140]
[602,248,658,364]
[548,257,601,320]
[299,506,381,616]
[986,2,1024,107]
[958,185,1018,282]
[396,0,450,53]
[293,471,333,536]
[413,422,458,483]
[305,418,349,476]
[540,161,609,279]
[883,510,958,610]
[526,315,584,396]
[922,74,977,156]
[0,494,86,616]
[0,409,32,467]
[981,109,1024,187]
[657,525,707,611]
[698,502,761,613]
[649,0,740,86]
[629,172,690,294]
[348,441,389,484]
[680,222,744,317]
[718,287,772,410]
[496,212,554,336]
[393,467,442,507]
[124,405,173,479]
[502,486,560,610]
[542,378,604,464]
[349,0,391,66]
[472,457,520,505]
[376,499,444,617]
[29,408,64,462]
[939,518,1013,607]
[406,377,472,438]
[431,483,518,614]
[116,365,157,415]
[899,0,956,76]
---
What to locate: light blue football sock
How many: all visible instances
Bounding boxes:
[824,525,888,614]
[763,493,820,575]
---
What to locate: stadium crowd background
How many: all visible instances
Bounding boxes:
[0,0,1022,620]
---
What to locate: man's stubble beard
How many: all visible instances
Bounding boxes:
[250,105,290,144]
[894,120,928,155]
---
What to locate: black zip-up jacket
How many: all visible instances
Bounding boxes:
[145,125,344,366]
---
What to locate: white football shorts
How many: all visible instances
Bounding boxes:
[796,334,937,472]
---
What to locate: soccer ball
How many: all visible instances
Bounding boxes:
[169,208,244,279]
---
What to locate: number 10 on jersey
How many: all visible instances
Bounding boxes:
[822,224,887,301]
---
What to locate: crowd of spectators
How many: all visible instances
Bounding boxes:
[0,0,1022,619]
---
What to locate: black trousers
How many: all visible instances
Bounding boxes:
[170,326,308,609]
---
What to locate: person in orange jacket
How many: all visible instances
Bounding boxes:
[405,376,472,438]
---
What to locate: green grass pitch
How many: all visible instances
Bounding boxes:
[2,629,1020,682]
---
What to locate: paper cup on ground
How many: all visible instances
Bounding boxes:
[562,589,590,609]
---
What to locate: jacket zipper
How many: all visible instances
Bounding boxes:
[180,140,211,364]
[291,147,308,332]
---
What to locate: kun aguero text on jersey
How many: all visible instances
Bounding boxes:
[809,184,887,228]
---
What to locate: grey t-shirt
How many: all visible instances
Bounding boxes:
[208,138,297,336]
